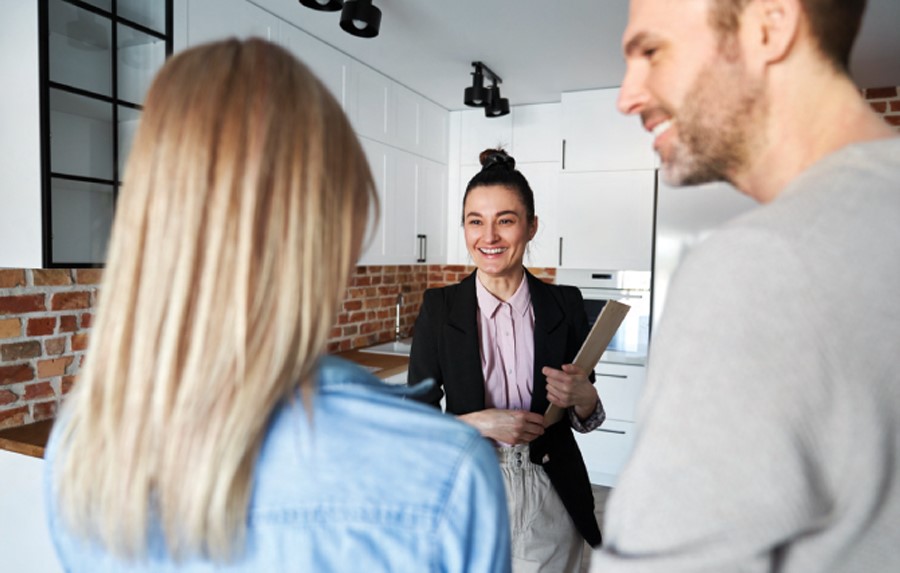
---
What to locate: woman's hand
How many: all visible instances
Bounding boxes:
[459,409,545,444]
[542,364,599,421]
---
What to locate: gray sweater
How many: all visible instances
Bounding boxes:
[591,137,900,573]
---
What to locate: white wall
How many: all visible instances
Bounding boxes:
[0,0,43,268]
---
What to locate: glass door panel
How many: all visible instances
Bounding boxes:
[117,24,166,105]
[118,0,166,33]
[50,178,115,265]
[48,0,112,97]
[118,106,142,178]
[49,88,114,180]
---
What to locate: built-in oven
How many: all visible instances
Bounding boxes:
[555,269,651,366]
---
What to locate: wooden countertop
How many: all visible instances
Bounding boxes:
[0,419,53,459]
[0,348,409,460]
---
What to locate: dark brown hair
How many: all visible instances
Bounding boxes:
[462,148,536,226]
[709,0,867,72]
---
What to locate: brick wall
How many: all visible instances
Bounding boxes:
[0,269,99,430]
[865,86,900,129]
[0,264,557,430]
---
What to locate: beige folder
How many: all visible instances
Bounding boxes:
[543,300,631,426]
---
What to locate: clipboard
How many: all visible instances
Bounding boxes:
[543,300,631,426]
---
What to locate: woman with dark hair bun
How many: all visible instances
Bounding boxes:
[409,148,605,571]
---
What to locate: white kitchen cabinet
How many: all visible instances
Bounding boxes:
[392,84,420,153]
[358,138,446,265]
[278,20,351,114]
[558,170,655,270]
[522,162,560,268]
[419,98,449,164]
[417,158,448,263]
[349,61,391,144]
[561,88,656,172]
[594,362,646,422]
[511,103,561,163]
[459,108,513,164]
[187,0,276,44]
[358,137,390,264]
[574,419,637,487]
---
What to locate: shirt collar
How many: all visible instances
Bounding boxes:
[475,273,532,318]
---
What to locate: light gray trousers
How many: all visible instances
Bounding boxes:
[497,444,584,573]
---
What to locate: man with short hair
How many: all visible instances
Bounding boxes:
[590,0,900,571]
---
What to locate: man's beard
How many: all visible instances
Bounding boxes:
[661,49,767,187]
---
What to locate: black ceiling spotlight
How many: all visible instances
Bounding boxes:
[340,0,382,38]
[484,84,510,117]
[464,62,487,107]
[298,0,343,11]
[463,62,509,117]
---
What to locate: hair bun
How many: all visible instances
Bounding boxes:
[479,148,516,171]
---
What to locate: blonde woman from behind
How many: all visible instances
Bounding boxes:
[44,38,510,573]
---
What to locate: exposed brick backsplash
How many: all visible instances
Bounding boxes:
[0,269,98,430]
[865,86,900,129]
[0,264,558,430]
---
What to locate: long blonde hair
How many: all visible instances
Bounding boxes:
[55,38,376,561]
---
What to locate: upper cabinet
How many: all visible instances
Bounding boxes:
[511,103,561,163]
[0,0,172,268]
[459,109,513,165]
[357,138,446,265]
[558,170,656,270]
[561,89,656,172]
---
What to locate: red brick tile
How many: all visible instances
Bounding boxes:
[866,86,898,99]
[0,364,34,386]
[0,270,26,289]
[59,315,77,332]
[1,341,41,361]
[44,337,66,356]
[32,269,72,286]
[0,406,28,430]
[26,317,56,336]
[0,294,46,315]
[32,400,58,421]
[0,389,18,406]
[37,357,73,378]
[50,291,91,311]
[75,269,103,284]
[24,381,55,400]
[0,318,21,339]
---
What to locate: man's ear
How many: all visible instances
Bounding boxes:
[742,0,801,66]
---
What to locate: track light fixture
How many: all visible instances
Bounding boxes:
[298,0,382,39]
[298,0,343,11]
[341,0,381,38]
[463,62,509,118]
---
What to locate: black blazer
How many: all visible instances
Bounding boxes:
[408,269,603,547]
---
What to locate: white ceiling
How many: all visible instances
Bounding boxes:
[253,0,900,111]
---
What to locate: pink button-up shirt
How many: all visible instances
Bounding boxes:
[475,274,535,412]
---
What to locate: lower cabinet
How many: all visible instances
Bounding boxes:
[576,362,646,486]
[574,419,637,487]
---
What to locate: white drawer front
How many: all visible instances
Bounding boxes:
[594,363,646,422]
[574,419,636,487]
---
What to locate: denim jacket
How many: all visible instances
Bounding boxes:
[45,356,512,572]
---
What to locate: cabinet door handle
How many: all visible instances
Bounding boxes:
[561,139,567,170]
[416,234,426,263]
[597,428,627,435]
[597,373,628,379]
[558,237,563,267]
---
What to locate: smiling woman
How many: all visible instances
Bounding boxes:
[409,147,606,572]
